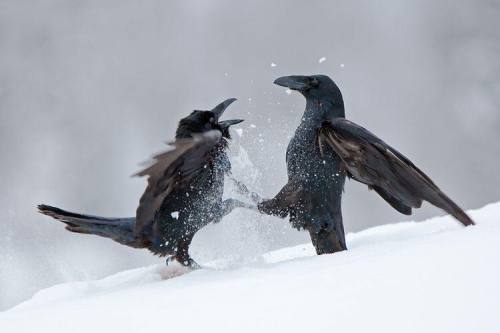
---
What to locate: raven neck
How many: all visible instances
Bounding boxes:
[303,98,345,124]
[175,128,195,139]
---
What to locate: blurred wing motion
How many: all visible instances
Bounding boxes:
[318,118,474,226]
[134,130,222,234]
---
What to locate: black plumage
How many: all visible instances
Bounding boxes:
[258,75,348,254]
[318,118,474,226]
[258,75,473,255]
[39,98,250,267]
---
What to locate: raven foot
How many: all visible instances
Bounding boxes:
[230,178,262,204]
[166,255,201,269]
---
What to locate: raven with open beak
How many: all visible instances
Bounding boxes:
[39,98,251,268]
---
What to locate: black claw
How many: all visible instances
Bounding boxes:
[185,259,201,269]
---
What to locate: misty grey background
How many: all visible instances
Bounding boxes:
[1,0,499,310]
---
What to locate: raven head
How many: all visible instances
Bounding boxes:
[176,98,243,139]
[274,75,344,108]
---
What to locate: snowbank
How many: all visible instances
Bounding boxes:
[1,203,499,332]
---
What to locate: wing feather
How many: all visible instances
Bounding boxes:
[134,130,222,234]
[319,119,474,226]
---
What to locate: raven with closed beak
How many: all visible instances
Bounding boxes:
[257,75,474,255]
[39,98,250,268]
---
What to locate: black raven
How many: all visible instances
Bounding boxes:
[257,75,474,255]
[39,98,251,268]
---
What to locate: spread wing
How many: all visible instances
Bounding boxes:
[318,118,474,226]
[134,130,222,234]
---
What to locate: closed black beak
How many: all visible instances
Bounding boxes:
[274,75,311,91]
[212,98,237,120]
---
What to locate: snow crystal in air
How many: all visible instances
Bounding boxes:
[340,63,345,68]
[270,63,277,67]
[250,124,257,128]
[234,128,243,137]
[285,89,292,95]
[171,212,179,219]
[318,57,326,63]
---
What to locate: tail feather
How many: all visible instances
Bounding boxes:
[37,204,147,248]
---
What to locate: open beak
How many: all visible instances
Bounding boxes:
[211,98,243,129]
[274,75,312,91]
[212,98,237,120]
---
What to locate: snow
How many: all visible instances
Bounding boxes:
[318,56,326,63]
[1,203,499,332]
[270,62,277,67]
[234,128,244,137]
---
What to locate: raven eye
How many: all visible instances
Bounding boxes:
[310,78,319,87]
[209,117,215,123]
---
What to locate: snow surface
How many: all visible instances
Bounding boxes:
[1,203,499,332]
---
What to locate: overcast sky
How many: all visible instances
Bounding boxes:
[1,0,499,310]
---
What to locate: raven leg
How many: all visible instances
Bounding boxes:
[229,178,294,217]
[230,178,262,204]
[221,198,256,216]
[211,198,257,224]
[308,228,347,255]
[170,233,200,268]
